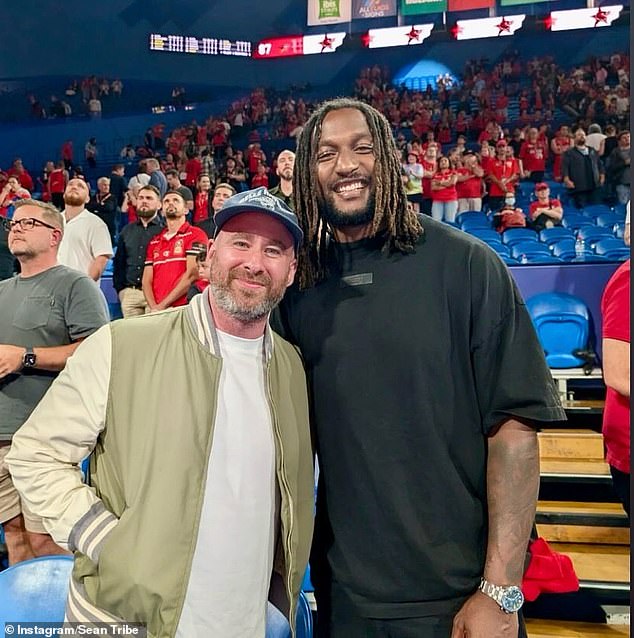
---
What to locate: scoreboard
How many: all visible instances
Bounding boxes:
[149,34,251,57]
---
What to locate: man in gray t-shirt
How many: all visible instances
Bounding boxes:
[0,199,109,565]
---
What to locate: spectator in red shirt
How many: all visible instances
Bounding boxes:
[528,183,563,232]
[48,160,68,210]
[142,190,208,311]
[420,145,437,217]
[551,126,573,182]
[251,163,269,189]
[61,140,74,170]
[246,142,266,176]
[456,152,484,213]
[430,156,458,223]
[7,159,34,192]
[193,173,214,224]
[184,152,203,189]
[519,128,548,183]
[601,258,630,518]
[0,177,30,217]
[486,141,520,211]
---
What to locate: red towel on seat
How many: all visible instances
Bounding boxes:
[521,537,579,602]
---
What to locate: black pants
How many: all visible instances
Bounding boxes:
[315,579,528,638]
[610,466,630,519]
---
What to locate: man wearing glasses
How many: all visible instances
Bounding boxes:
[0,199,109,565]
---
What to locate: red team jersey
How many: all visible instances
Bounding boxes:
[145,222,208,307]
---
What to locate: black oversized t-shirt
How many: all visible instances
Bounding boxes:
[274,217,565,618]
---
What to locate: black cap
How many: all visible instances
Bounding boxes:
[214,187,303,251]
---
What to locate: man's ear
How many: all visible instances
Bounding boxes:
[206,238,215,261]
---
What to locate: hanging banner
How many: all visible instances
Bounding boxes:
[452,14,525,40]
[448,0,493,10]
[400,0,447,16]
[307,0,352,25]
[548,6,623,31]
[352,0,397,19]
[363,23,434,48]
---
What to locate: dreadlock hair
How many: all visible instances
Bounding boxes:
[293,97,423,289]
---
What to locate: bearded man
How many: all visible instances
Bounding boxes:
[7,187,314,638]
[273,98,565,638]
[142,189,208,311]
[112,185,164,317]
[57,178,113,282]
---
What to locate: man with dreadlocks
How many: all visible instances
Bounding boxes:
[273,99,565,638]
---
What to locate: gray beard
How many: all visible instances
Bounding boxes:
[208,281,284,323]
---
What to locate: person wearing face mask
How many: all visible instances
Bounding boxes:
[492,193,527,233]
[112,185,165,317]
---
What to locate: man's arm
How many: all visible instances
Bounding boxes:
[602,338,630,398]
[155,255,199,310]
[111,234,127,292]
[0,341,85,378]
[142,264,158,310]
[6,328,116,561]
[88,254,111,281]
[452,418,539,638]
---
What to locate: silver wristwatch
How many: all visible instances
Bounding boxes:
[479,577,524,614]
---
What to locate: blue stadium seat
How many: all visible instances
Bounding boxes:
[0,556,73,623]
[501,228,538,247]
[467,229,500,244]
[526,293,591,368]
[551,239,577,261]
[499,254,517,265]
[594,238,630,261]
[511,242,551,260]
[461,217,491,232]
[596,213,625,228]
[266,603,292,638]
[492,243,511,257]
[576,226,615,247]
[296,591,314,638]
[456,211,487,226]
[523,254,562,264]
[581,204,613,219]
[301,565,314,592]
[561,215,594,232]
[538,227,574,246]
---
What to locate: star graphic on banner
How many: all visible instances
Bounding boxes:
[496,17,512,35]
[406,26,421,44]
[543,14,554,30]
[450,23,463,39]
[320,35,334,52]
[593,8,609,26]
[361,32,372,47]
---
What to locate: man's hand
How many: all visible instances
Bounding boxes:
[0,345,25,379]
[563,177,575,189]
[451,591,518,638]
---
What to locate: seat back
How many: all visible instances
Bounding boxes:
[539,227,574,245]
[296,591,314,638]
[594,238,630,259]
[577,226,614,246]
[461,218,492,232]
[467,229,500,244]
[511,242,551,260]
[0,556,73,623]
[526,293,590,368]
[502,228,538,247]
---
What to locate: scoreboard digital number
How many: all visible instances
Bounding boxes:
[149,34,251,57]
[253,36,305,59]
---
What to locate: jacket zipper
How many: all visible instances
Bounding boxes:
[266,360,296,629]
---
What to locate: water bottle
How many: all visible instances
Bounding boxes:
[520,254,528,264]
[575,236,585,259]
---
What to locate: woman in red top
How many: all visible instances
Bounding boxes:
[48,161,68,210]
[550,125,573,182]
[193,173,213,223]
[456,153,484,213]
[250,163,269,189]
[184,153,202,189]
[430,156,458,223]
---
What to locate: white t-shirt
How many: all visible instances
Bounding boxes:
[176,329,276,638]
[58,209,113,279]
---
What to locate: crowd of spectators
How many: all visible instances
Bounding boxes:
[3,50,629,234]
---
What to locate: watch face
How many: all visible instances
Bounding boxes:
[501,586,524,613]
[24,353,36,367]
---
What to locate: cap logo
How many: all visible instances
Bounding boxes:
[239,190,280,210]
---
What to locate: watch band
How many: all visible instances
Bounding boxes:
[479,577,524,614]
